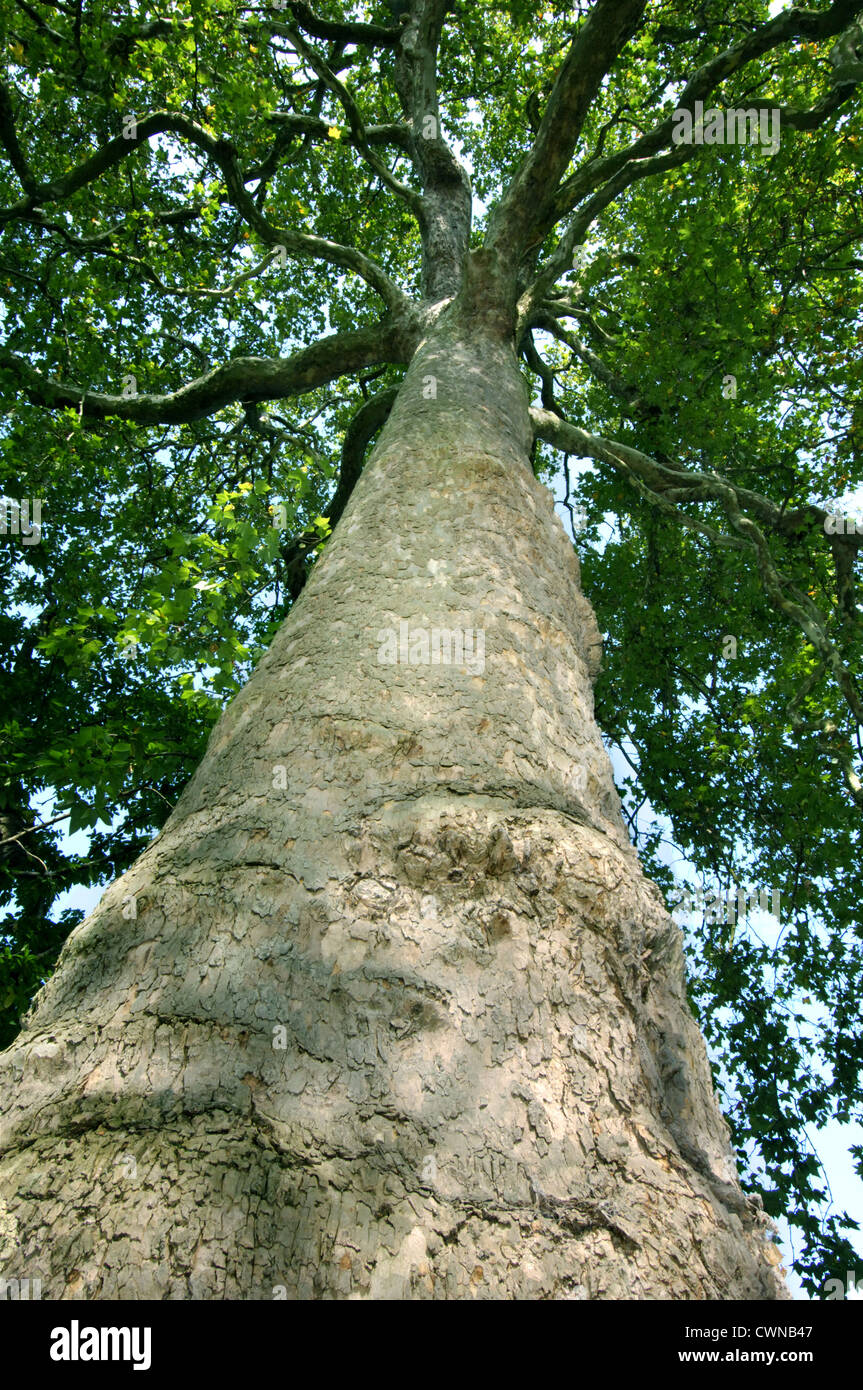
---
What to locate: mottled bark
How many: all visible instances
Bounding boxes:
[0,294,787,1300]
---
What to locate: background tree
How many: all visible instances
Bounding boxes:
[0,0,860,1297]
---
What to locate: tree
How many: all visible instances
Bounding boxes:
[0,0,860,1298]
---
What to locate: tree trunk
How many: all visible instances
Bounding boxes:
[0,297,788,1300]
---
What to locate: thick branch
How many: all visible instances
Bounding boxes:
[530,406,863,785]
[285,25,423,217]
[524,86,860,324]
[486,0,647,268]
[280,384,399,599]
[393,0,472,300]
[0,79,39,194]
[264,112,411,153]
[530,404,860,552]
[255,4,402,48]
[0,109,407,310]
[514,2,863,320]
[552,2,863,225]
[1,324,407,425]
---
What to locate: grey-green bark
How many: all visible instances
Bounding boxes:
[0,295,787,1299]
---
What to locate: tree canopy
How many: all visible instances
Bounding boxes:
[0,0,861,1295]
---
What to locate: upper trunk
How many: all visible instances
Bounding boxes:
[0,300,787,1299]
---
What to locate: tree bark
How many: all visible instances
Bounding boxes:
[0,294,788,1300]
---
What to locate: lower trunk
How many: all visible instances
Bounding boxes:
[0,309,787,1300]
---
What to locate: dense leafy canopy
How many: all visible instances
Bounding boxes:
[0,0,861,1294]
